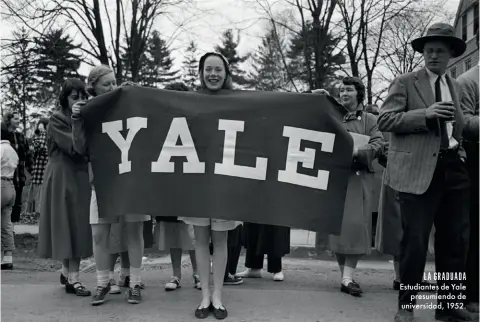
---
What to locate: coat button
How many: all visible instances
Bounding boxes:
[433,153,437,157]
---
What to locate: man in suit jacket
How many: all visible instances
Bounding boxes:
[378,23,475,322]
[457,32,479,314]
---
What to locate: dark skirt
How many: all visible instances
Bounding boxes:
[38,159,92,260]
[243,223,290,257]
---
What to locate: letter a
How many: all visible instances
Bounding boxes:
[102,117,148,174]
[214,119,268,180]
[278,126,335,190]
[151,117,205,173]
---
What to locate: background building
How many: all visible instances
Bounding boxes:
[448,0,479,78]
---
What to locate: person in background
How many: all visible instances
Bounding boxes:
[1,126,19,270]
[27,118,49,217]
[223,225,243,285]
[374,133,436,292]
[178,52,241,320]
[314,77,384,297]
[72,65,150,306]
[457,31,479,314]
[378,23,474,322]
[1,112,33,223]
[156,82,200,291]
[37,78,92,297]
[364,104,382,248]
[236,224,289,282]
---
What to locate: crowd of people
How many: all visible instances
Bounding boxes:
[0,22,478,322]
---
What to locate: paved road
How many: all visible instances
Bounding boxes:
[1,257,445,322]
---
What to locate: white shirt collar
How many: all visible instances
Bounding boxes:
[425,68,446,83]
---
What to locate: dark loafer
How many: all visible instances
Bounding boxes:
[1,263,13,270]
[65,282,91,296]
[194,304,211,319]
[212,305,228,320]
[341,282,362,297]
[352,280,363,293]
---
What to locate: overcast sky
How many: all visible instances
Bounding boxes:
[1,0,461,77]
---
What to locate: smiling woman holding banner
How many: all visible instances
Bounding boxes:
[178,52,241,320]
[314,77,384,297]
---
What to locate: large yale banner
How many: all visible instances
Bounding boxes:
[80,87,354,234]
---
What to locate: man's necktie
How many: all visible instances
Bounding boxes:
[435,76,450,150]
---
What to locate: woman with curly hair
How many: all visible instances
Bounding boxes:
[37,78,92,297]
[313,77,384,297]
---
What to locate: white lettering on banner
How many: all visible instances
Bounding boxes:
[102,117,148,174]
[214,120,268,180]
[278,126,335,190]
[151,117,205,173]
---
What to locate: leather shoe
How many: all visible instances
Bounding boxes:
[194,304,211,319]
[1,263,13,270]
[341,282,362,297]
[435,308,478,321]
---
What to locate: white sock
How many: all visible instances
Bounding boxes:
[121,268,130,279]
[342,266,354,286]
[97,270,110,288]
[129,267,141,288]
[68,272,80,286]
[108,271,115,281]
[3,256,12,264]
[62,265,68,276]
[393,261,400,282]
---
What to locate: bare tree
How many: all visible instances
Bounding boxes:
[1,0,198,82]
[337,0,422,104]
[293,0,338,89]
[379,2,452,82]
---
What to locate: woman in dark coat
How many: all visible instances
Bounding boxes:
[237,223,290,281]
[37,78,92,297]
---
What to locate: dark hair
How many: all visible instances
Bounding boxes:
[59,78,87,111]
[34,118,49,135]
[2,111,20,130]
[198,52,233,90]
[341,76,365,105]
[164,82,191,92]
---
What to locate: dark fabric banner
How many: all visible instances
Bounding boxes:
[80,87,353,234]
